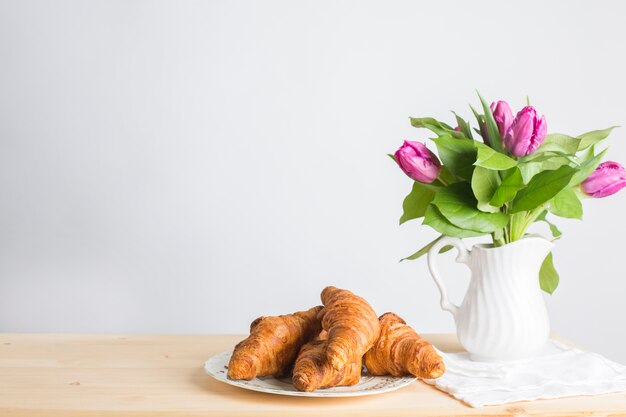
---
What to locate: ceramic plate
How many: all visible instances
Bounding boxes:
[205,350,416,397]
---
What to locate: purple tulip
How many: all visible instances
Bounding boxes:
[503,106,547,157]
[490,100,514,138]
[581,161,626,198]
[394,140,441,183]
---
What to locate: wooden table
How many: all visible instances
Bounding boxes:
[1,334,625,416]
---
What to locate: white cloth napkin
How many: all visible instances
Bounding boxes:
[424,340,626,407]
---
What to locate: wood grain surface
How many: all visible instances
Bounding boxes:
[1,333,625,416]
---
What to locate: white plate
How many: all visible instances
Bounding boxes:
[205,350,416,397]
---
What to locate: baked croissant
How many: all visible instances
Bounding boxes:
[319,286,381,371]
[227,306,322,380]
[292,339,362,392]
[363,312,445,379]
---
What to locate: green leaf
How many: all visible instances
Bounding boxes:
[410,117,464,138]
[439,166,457,184]
[578,144,595,162]
[400,182,437,224]
[388,153,397,162]
[578,126,618,151]
[471,166,500,213]
[400,235,452,261]
[549,187,583,219]
[432,183,509,233]
[410,117,454,130]
[490,167,525,207]
[470,105,489,145]
[423,205,485,238]
[520,151,578,164]
[570,148,608,186]
[477,92,504,152]
[536,134,581,154]
[539,252,559,294]
[452,112,473,140]
[518,156,574,184]
[511,166,577,213]
[535,211,562,238]
[431,135,477,181]
[474,142,517,170]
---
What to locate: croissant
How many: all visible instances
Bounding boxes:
[319,286,381,371]
[292,339,362,392]
[363,312,445,379]
[227,306,322,380]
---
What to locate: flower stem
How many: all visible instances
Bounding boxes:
[507,204,549,242]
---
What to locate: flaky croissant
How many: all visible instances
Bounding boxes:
[227,306,322,380]
[319,286,381,371]
[292,339,362,392]
[363,312,445,379]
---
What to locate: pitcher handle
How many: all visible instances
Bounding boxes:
[427,237,470,318]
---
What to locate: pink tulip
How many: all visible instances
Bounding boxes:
[490,101,514,138]
[503,106,547,157]
[394,140,441,183]
[581,161,626,198]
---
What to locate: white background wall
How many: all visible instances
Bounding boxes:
[2,0,626,362]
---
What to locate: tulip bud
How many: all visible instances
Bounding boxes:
[490,100,514,138]
[581,161,626,198]
[503,106,547,157]
[478,120,491,146]
[394,140,441,183]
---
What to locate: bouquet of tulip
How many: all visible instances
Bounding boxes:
[391,93,626,293]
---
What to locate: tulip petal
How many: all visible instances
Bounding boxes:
[505,107,535,157]
[590,178,626,198]
[582,161,626,198]
[491,100,514,138]
[527,115,547,154]
[394,140,441,183]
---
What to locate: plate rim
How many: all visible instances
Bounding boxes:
[204,350,416,398]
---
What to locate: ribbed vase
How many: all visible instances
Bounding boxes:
[428,236,553,362]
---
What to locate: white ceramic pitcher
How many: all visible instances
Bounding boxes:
[427,236,553,361]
